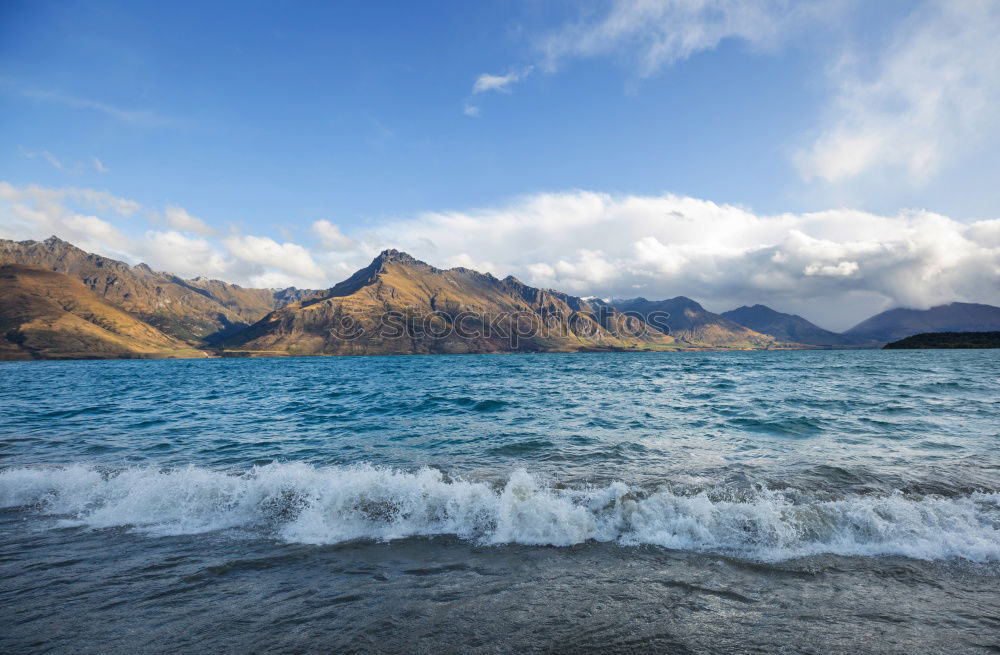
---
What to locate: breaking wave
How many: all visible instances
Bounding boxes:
[2,463,998,562]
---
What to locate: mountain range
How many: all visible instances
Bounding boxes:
[223,249,678,355]
[1,236,998,359]
[721,305,866,348]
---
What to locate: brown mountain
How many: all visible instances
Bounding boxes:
[0,238,854,359]
[0,264,200,360]
[609,297,780,348]
[0,236,316,343]
[224,250,678,355]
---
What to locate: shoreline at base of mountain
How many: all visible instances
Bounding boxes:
[883,331,1000,349]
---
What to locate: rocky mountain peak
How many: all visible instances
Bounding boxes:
[373,249,425,267]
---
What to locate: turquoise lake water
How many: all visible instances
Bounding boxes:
[1,350,998,653]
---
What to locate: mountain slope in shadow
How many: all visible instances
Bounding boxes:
[610,297,779,348]
[0,264,201,360]
[721,304,865,348]
[845,302,1000,344]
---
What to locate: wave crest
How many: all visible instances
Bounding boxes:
[2,463,998,562]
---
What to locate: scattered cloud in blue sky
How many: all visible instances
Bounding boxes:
[472,68,533,94]
[536,0,840,75]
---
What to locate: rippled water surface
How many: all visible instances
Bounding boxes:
[1,350,999,653]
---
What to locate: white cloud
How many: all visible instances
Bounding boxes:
[472,67,533,94]
[804,260,859,277]
[364,190,1000,330]
[311,219,356,251]
[91,157,110,173]
[0,181,138,256]
[74,189,141,216]
[538,0,837,77]
[244,271,300,289]
[796,0,1000,185]
[140,230,232,277]
[61,214,131,249]
[3,181,999,331]
[0,183,138,217]
[222,235,326,280]
[164,205,215,236]
[463,103,480,117]
[0,181,326,288]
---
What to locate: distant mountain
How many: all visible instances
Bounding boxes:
[0,264,199,360]
[845,302,1000,344]
[272,286,324,306]
[721,304,862,348]
[224,250,677,355]
[883,331,1000,349]
[610,297,778,348]
[0,236,316,343]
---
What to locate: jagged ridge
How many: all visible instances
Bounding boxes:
[224,250,676,355]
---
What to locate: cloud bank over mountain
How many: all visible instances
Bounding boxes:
[2,180,998,331]
[369,192,1000,330]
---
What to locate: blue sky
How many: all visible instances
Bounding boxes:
[2,0,1000,329]
[0,0,935,222]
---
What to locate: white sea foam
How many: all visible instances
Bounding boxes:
[1,463,998,562]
